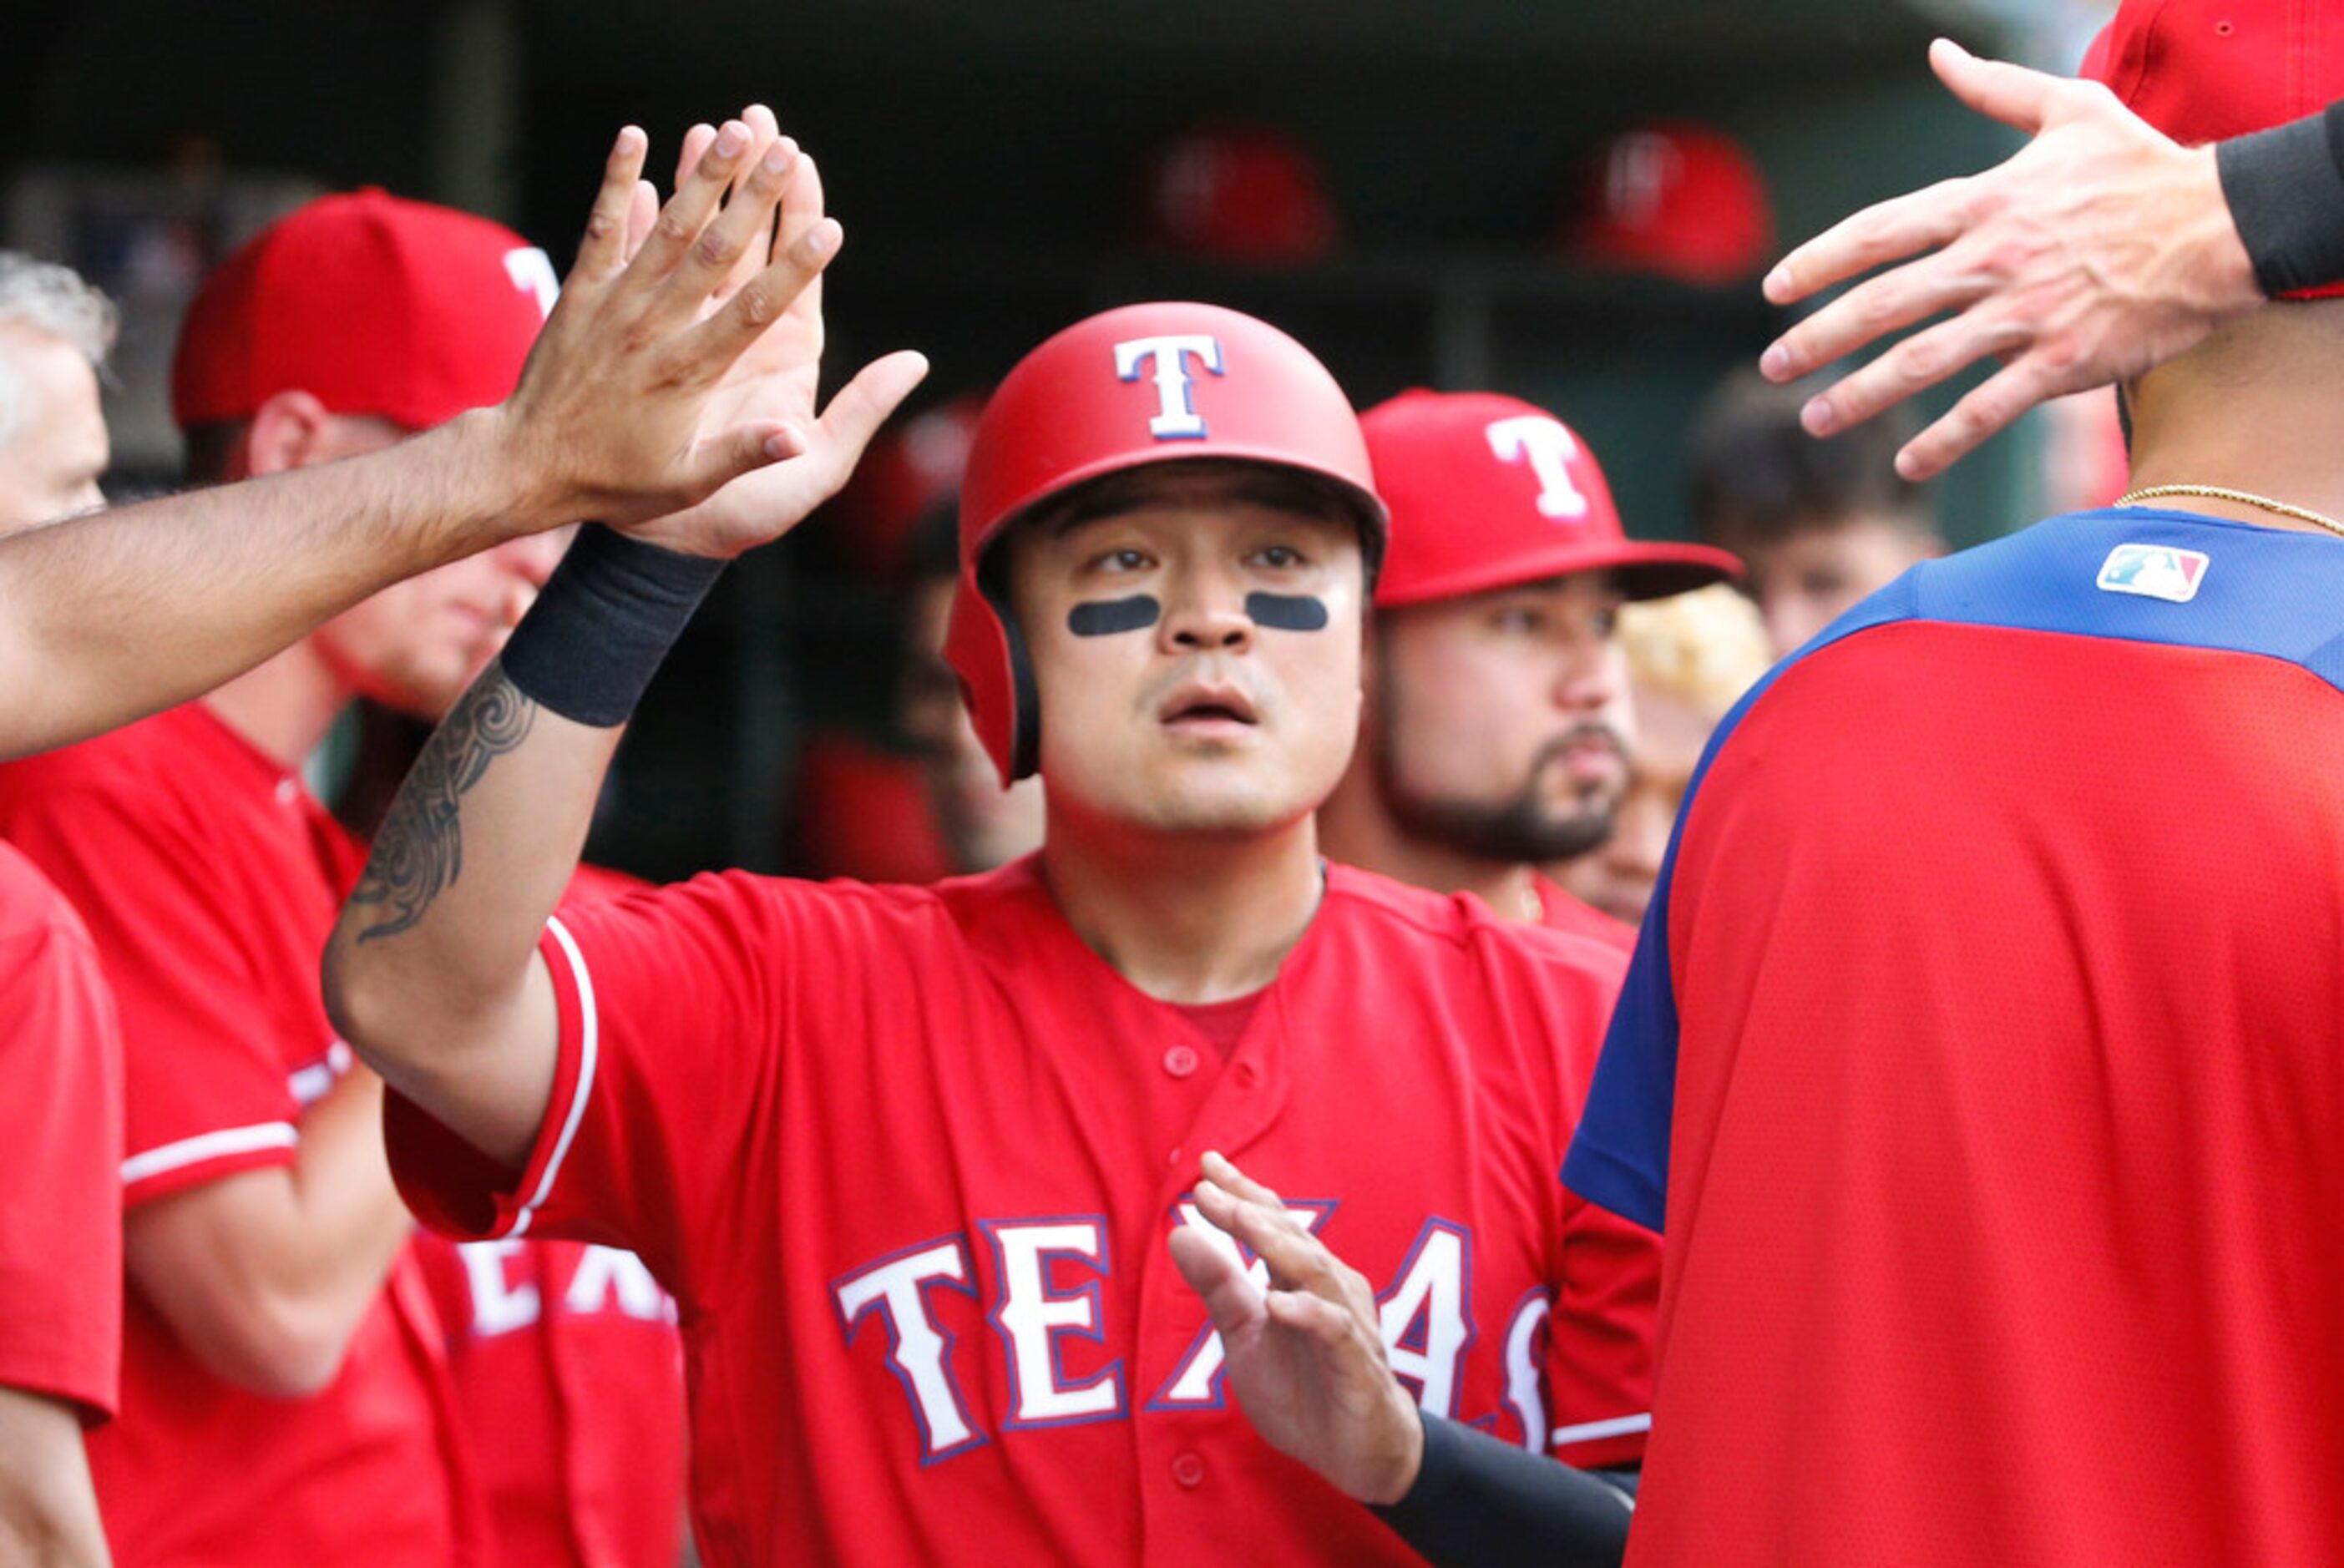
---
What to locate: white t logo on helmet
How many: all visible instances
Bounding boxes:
[504,246,560,320]
[1114,334,1225,440]
[1485,415,1590,521]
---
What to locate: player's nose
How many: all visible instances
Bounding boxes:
[1159,568,1254,655]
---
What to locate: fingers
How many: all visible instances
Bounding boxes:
[675,122,717,193]
[1798,304,2028,438]
[573,127,650,279]
[1928,37,2063,136]
[671,136,802,303]
[625,180,659,264]
[1762,177,1972,314]
[1195,1179,1338,1297]
[684,215,843,366]
[628,116,756,283]
[1895,355,2062,481]
[1167,1227,1265,1334]
[1200,1150,1288,1211]
[1764,244,1991,382]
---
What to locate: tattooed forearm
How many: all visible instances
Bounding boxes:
[349,665,538,942]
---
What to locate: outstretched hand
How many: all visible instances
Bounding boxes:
[615,108,928,559]
[1760,38,2260,481]
[1167,1152,1425,1506]
[494,109,922,530]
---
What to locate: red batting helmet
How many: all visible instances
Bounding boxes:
[1363,389,1739,608]
[945,301,1385,786]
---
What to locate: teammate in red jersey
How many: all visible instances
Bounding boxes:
[1555,6,2344,1562]
[0,102,920,1562]
[0,188,570,1568]
[327,293,1658,1565]
[0,256,124,1566]
[1318,390,1738,948]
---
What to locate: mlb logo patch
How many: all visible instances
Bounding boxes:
[2097,543,2210,604]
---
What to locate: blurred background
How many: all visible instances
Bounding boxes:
[2,0,2121,880]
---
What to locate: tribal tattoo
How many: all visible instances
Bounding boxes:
[349,667,537,943]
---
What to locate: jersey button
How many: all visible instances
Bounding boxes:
[1172,1451,1207,1489]
[1163,1044,1201,1079]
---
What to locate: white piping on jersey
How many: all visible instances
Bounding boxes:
[1551,1412,1653,1449]
[287,1040,357,1107]
[512,915,600,1239]
[121,1121,298,1186]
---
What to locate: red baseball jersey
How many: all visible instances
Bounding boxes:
[389,857,1657,1565]
[1534,874,1635,952]
[1566,509,2344,1565]
[0,702,480,1566]
[0,842,124,1421]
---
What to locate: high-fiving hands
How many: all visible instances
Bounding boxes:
[1167,1151,1426,1507]
[496,105,926,544]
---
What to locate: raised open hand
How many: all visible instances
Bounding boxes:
[1760,38,2258,481]
[495,112,872,526]
[616,121,928,559]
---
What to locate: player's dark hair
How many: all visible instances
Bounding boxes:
[1003,458,1383,589]
[1686,368,1937,548]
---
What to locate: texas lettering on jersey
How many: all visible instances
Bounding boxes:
[832,1201,1556,1461]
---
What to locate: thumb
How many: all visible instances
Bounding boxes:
[813,350,932,484]
[1930,36,2066,135]
[678,420,807,503]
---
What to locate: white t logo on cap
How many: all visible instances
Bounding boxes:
[1485,415,1590,521]
[504,247,559,320]
[1114,334,1225,440]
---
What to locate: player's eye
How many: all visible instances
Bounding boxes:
[1089,547,1152,574]
[1494,604,1546,635]
[1252,544,1307,570]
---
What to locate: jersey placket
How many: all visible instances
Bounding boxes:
[1128,989,1293,1562]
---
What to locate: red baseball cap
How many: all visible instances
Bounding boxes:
[1565,123,1774,287]
[2083,0,2344,299]
[172,188,555,432]
[1135,125,1340,264]
[1363,389,1741,609]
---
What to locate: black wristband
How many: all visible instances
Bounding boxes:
[1368,1410,1634,1568]
[498,526,726,728]
[2215,106,2344,297]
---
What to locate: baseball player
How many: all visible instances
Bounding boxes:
[0,255,124,1567]
[1555,4,2344,1560]
[1317,389,1739,944]
[0,109,917,1565]
[326,298,1658,1565]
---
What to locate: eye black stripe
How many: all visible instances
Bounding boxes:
[1068,596,1162,636]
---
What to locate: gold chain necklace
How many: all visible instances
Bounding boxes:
[2115,483,2344,540]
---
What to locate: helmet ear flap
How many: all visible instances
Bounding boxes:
[982,559,1042,783]
[942,547,1044,788]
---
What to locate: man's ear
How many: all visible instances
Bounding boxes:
[240,389,336,478]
